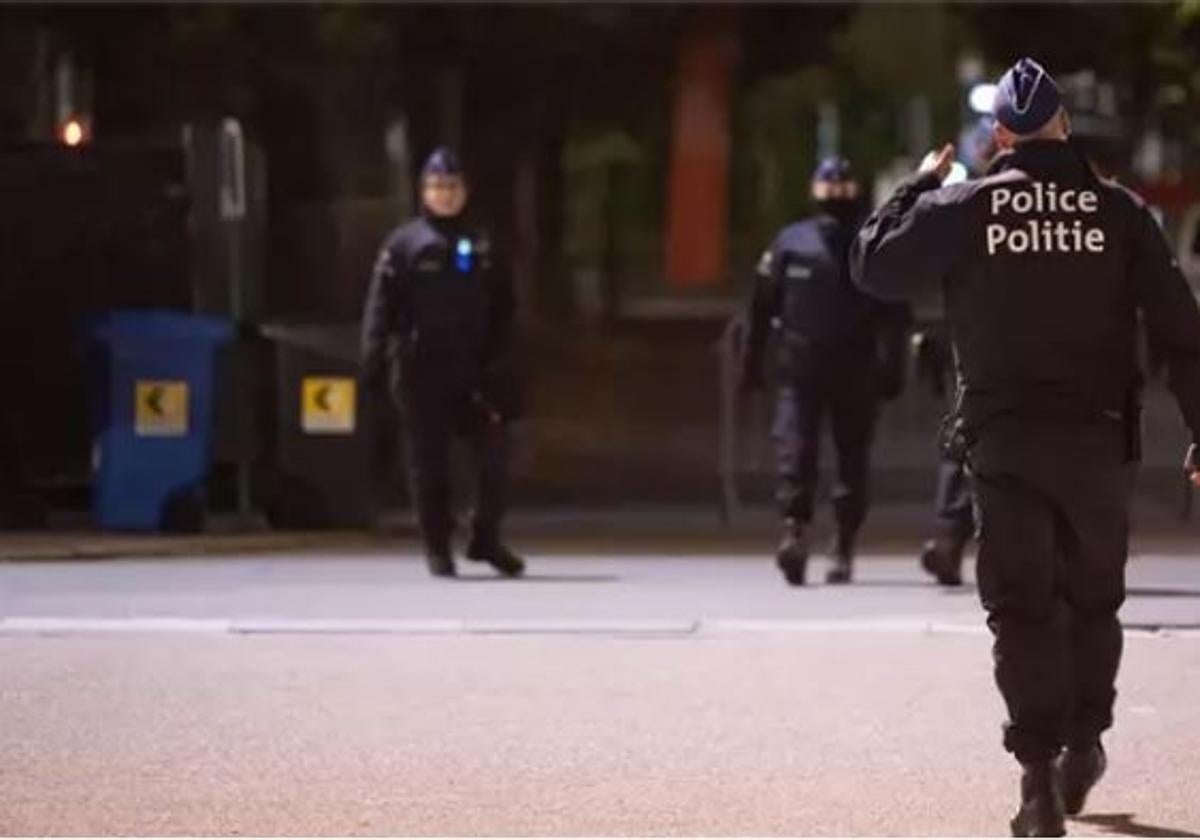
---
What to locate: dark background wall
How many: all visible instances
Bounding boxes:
[1,3,1198,521]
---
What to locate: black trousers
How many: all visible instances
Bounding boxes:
[772,375,878,534]
[930,362,975,544]
[403,388,510,556]
[932,457,975,543]
[969,416,1132,762]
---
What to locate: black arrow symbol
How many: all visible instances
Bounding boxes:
[314,385,333,413]
[146,386,166,416]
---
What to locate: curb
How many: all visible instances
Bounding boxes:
[0,531,394,562]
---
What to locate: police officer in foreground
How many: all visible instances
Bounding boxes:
[741,157,910,586]
[361,147,525,579]
[851,59,1200,836]
[918,127,1121,590]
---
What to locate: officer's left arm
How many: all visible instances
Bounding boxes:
[851,173,959,302]
[1130,204,1200,440]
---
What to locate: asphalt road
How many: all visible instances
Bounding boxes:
[2,541,1200,836]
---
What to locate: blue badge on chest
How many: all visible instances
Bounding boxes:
[454,237,474,273]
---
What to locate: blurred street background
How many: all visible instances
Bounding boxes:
[3,3,1200,528]
[4,3,1200,836]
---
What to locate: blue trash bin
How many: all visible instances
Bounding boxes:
[87,310,234,531]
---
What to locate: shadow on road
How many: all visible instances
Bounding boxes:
[1122,623,1200,632]
[844,580,978,594]
[454,574,621,584]
[1126,587,1200,599]
[1075,812,1200,838]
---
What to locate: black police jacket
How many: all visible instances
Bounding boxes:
[360,214,520,418]
[742,214,911,395]
[851,139,1200,443]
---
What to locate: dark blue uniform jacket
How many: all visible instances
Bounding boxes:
[361,215,517,416]
[851,139,1200,444]
[743,213,911,395]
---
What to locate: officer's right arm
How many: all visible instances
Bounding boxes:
[361,238,404,388]
[851,172,955,302]
[1130,204,1200,441]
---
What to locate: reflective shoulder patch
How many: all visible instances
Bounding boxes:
[373,249,395,278]
[756,250,773,274]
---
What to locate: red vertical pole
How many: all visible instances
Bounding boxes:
[664,25,737,289]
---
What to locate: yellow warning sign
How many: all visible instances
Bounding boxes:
[302,377,356,434]
[135,381,189,437]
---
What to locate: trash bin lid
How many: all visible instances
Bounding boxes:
[260,322,361,362]
[87,310,235,344]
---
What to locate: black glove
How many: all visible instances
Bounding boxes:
[478,360,524,422]
[913,331,949,400]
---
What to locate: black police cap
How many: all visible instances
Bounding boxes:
[813,156,855,184]
[421,146,464,179]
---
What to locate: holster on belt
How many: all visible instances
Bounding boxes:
[937,413,971,464]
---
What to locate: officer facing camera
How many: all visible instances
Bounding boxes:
[362,147,525,580]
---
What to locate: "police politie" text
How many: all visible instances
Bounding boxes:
[986,182,1106,256]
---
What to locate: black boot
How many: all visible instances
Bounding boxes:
[424,544,456,578]
[825,529,855,584]
[920,535,965,586]
[1059,741,1106,817]
[1010,761,1066,837]
[776,518,809,586]
[420,512,456,578]
[466,538,526,578]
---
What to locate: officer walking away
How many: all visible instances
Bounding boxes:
[361,147,525,579]
[851,59,1200,836]
[741,157,910,586]
[918,127,1113,589]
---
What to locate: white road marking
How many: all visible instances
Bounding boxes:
[0,616,1191,638]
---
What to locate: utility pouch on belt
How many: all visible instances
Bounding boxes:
[938,413,971,464]
[938,383,971,464]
